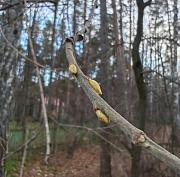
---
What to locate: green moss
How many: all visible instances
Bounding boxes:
[6,159,20,176]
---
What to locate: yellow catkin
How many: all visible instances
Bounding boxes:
[88,78,102,95]
[95,110,110,124]
[69,64,77,74]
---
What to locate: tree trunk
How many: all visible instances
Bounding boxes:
[171,0,180,146]
[99,126,112,177]
[112,0,126,109]
[131,1,152,177]
[0,1,23,176]
[112,0,125,83]
[49,1,58,153]
[99,0,112,177]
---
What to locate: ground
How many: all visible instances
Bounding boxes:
[8,145,179,177]
[11,144,131,177]
[13,146,100,177]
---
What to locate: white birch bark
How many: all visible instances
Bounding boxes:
[28,30,51,163]
[171,0,180,143]
[0,1,23,176]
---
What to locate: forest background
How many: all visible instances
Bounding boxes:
[0,0,180,177]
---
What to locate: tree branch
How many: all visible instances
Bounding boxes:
[142,69,180,86]
[0,0,60,11]
[144,0,152,7]
[49,117,129,157]
[4,124,44,159]
[0,26,68,79]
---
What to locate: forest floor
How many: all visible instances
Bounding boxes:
[10,145,131,177]
[8,144,179,177]
[11,146,100,177]
[7,121,180,177]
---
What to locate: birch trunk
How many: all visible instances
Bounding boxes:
[171,0,180,145]
[0,1,23,176]
[27,30,51,163]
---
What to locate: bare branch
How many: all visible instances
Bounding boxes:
[143,36,180,47]
[4,124,44,159]
[0,26,68,79]
[19,138,28,177]
[142,69,180,85]
[49,117,130,158]
[144,0,152,7]
[0,0,62,11]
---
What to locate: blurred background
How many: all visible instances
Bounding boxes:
[0,0,180,176]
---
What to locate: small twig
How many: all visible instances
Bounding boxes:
[19,126,29,177]
[0,142,5,154]
[143,36,180,47]
[142,69,180,85]
[76,0,98,36]
[4,124,44,159]
[19,144,27,177]
[0,26,69,79]
[49,116,130,158]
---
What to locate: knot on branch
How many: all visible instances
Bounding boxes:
[65,37,74,45]
[135,132,150,148]
[65,35,84,44]
[77,34,84,41]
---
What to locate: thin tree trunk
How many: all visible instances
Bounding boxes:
[131,1,152,176]
[171,0,180,146]
[73,0,78,34]
[99,0,112,177]
[48,2,58,153]
[112,0,125,100]
[27,29,51,164]
[82,0,87,74]
[128,0,133,121]
[19,127,29,177]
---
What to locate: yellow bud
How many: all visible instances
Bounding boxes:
[95,110,110,124]
[69,64,77,74]
[87,78,102,95]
